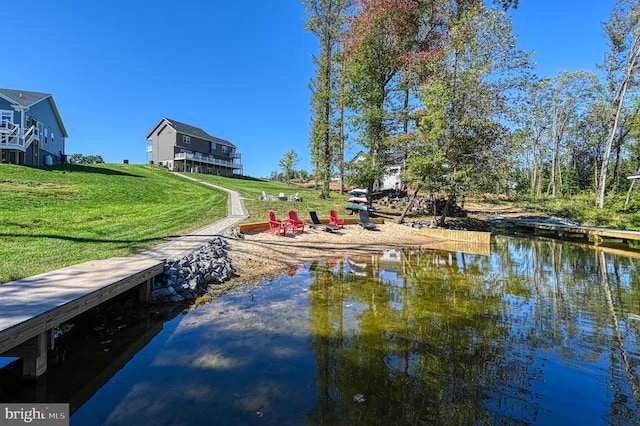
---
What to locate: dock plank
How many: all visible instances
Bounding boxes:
[0,257,164,355]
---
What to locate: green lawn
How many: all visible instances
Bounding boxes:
[190,174,349,222]
[6,162,640,284]
[0,164,350,283]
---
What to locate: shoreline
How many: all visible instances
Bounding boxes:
[202,201,543,298]
[221,221,467,289]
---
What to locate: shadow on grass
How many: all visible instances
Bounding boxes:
[26,164,144,177]
[232,175,268,182]
[0,232,178,244]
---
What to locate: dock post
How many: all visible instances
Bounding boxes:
[21,332,48,379]
[2,331,52,379]
[139,277,154,303]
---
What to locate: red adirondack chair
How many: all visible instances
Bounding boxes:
[329,209,345,229]
[268,211,287,236]
[287,210,306,233]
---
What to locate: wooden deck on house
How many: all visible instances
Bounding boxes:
[0,257,164,378]
[507,219,640,245]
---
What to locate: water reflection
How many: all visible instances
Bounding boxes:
[0,298,183,413]
[307,237,640,425]
[2,236,639,425]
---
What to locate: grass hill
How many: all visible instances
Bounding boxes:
[0,163,346,283]
[7,162,640,284]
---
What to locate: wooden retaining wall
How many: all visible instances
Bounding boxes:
[425,240,492,256]
[421,228,491,245]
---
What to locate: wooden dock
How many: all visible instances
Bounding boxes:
[0,257,164,378]
[0,177,250,379]
[507,219,640,245]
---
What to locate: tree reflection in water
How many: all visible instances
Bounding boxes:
[306,236,640,425]
[15,236,639,425]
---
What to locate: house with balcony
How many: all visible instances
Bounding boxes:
[0,88,68,166]
[145,117,242,176]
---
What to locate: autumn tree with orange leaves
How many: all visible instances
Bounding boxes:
[343,0,449,198]
[341,0,526,223]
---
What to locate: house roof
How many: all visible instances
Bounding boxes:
[349,150,406,164]
[349,150,366,163]
[146,117,235,148]
[0,88,69,138]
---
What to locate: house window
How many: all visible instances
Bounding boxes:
[44,128,49,144]
[0,111,12,127]
[211,142,217,150]
[183,135,191,144]
[222,146,229,153]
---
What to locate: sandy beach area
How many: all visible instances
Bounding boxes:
[225,220,464,286]
[221,202,533,289]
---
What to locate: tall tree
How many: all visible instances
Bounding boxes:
[596,0,640,208]
[576,99,612,192]
[340,0,519,208]
[513,79,552,197]
[304,0,351,198]
[403,4,531,224]
[335,46,348,194]
[279,149,300,184]
[538,71,599,197]
[344,0,449,199]
[343,0,403,198]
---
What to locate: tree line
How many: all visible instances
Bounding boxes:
[303,0,640,222]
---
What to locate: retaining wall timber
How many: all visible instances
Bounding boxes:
[421,228,491,245]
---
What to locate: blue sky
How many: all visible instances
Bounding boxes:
[1,1,616,178]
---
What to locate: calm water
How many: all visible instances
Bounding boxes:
[2,236,640,425]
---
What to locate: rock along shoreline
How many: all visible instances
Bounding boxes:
[151,235,236,303]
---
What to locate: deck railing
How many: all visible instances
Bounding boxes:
[0,123,39,150]
[174,152,242,169]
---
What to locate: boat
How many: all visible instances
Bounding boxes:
[348,197,368,204]
[348,188,368,196]
[345,203,367,212]
[345,203,378,213]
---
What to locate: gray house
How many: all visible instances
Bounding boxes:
[145,117,242,177]
[0,88,68,166]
